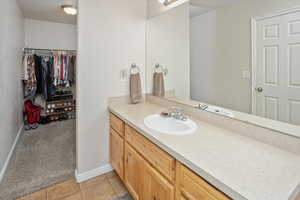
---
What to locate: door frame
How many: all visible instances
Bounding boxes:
[251,6,300,115]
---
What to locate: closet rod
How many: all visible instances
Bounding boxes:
[23,48,77,52]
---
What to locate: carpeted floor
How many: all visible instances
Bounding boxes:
[0,120,76,200]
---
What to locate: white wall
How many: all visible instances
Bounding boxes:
[215,0,300,113]
[190,11,217,104]
[77,0,146,174]
[25,19,77,50]
[147,2,190,100]
[0,0,24,177]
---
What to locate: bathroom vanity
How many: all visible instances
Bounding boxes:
[108,98,300,200]
[109,112,230,200]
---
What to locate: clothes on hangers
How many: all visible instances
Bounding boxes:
[22,54,37,97]
[52,52,76,87]
[22,50,76,100]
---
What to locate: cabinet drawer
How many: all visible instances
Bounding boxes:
[177,162,230,200]
[125,125,175,183]
[110,113,125,137]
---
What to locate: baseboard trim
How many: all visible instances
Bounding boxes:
[0,124,23,183]
[75,164,113,183]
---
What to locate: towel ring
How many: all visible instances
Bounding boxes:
[130,63,141,74]
[154,63,168,76]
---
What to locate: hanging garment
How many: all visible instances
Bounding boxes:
[41,56,49,99]
[22,54,29,80]
[40,56,56,100]
[47,56,56,97]
[23,55,37,97]
[22,50,76,99]
[34,55,43,94]
[69,55,76,84]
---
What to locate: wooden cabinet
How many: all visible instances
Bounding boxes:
[109,113,231,200]
[144,161,175,200]
[110,129,124,180]
[110,113,125,136]
[176,162,230,200]
[125,125,175,183]
[124,143,144,200]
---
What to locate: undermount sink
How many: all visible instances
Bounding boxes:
[144,114,197,136]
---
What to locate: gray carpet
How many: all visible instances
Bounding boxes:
[0,120,76,200]
[113,193,133,200]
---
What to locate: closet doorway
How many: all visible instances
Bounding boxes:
[0,0,78,199]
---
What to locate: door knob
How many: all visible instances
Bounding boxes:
[255,87,263,93]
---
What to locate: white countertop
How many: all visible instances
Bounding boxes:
[108,101,300,200]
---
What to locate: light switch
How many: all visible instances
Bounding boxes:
[242,70,250,79]
[120,69,129,82]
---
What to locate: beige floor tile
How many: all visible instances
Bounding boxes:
[47,179,80,200]
[81,181,115,200]
[105,171,117,179]
[80,174,107,190]
[16,190,47,200]
[61,192,82,200]
[107,176,127,197]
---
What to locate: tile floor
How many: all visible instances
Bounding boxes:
[17,171,129,200]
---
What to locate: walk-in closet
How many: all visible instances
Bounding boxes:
[23,48,76,128]
[0,0,78,199]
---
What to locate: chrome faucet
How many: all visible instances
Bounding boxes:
[170,107,187,121]
[195,103,208,110]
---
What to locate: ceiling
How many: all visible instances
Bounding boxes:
[18,0,77,25]
[17,0,238,24]
[190,5,212,18]
[190,0,240,8]
[189,0,240,17]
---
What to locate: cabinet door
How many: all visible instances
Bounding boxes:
[124,143,144,200]
[110,129,124,180]
[176,162,230,200]
[144,162,174,200]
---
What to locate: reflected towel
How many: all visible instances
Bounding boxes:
[153,72,165,97]
[130,73,142,104]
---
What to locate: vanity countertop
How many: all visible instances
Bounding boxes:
[108,101,300,200]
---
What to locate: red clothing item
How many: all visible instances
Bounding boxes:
[24,100,42,124]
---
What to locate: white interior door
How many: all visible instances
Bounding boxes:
[255,10,300,126]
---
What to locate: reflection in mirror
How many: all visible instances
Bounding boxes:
[146,0,300,127]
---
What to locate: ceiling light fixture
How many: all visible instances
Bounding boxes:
[160,0,170,6]
[61,5,77,15]
[158,0,177,6]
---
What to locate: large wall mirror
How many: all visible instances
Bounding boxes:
[146,0,300,128]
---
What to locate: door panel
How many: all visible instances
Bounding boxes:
[110,129,124,180]
[264,45,279,85]
[144,162,174,200]
[264,96,279,120]
[255,10,300,125]
[288,43,300,86]
[124,143,144,200]
[288,100,300,125]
